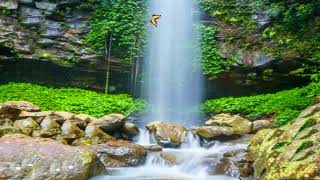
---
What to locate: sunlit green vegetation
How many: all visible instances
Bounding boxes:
[85,0,147,62]
[202,83,320,126]
[0,83,145,117]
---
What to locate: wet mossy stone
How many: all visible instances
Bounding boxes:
[32,116,61,138]
[249,102,320,179]
[13,117,40,135]
[0,126,23,137]
[60,120,85,142]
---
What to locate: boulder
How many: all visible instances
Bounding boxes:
[248,102,320,179]
[18,111,53,123]
[144,145,162,152]
[214,149,253,178]
[59,120,85,143]
[52,111,76,124]
[146,121,187,147]
[205,114,252,135]
[74,114,97,124]
[0,118,13,127]
[72,125,114,146]
[32,116,61,138]
[85,140,147,168]
[13,117,40,135]
[0,134,104,180]
[197,114,252,139]
[1,101,40,112]
[0,126,23,137]
[90,113,125,133]
[0,101,39,119]
[196,126,235,139]
[121,122,140,137]
[252,120,275,133]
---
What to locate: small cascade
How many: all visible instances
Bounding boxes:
[93,130,247,180]
[136,128,153,146]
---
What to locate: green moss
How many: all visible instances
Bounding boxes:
[202,83,320,126]
[272,141,289,150]
[0,83,146,117]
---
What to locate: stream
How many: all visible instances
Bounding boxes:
[92,130,248,180]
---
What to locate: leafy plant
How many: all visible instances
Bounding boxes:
[197,25,237,79]
[198,0,320,79]
[85,0,147,62]
[0,83,146,117]
[202,83,320,126]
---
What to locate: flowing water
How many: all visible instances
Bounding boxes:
[93,130,247,180]
[144,0,203,126]
[92,0,247,179]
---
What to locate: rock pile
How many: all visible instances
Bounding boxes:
[0,101,139,145]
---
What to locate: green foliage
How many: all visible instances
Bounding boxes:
[197,25,237,78]
[202,83,320,126]
[198,0,320,78]
[85,0,147,62]
[0,83,145,117]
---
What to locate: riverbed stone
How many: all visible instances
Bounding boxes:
[205,114,252,134]
[60,120,85,143]
[74,114,97,124]
[0,118,13,126]
[252,120,275,133]
[72,125,114,145]
[0,134,104,180]
[32,116,61,138]
[248,101,320,179]
[91,113,125,133]
[196,126,235,139]
[85,140,147,168]
[1,101,40,112]
[121,122,139,137]
[0,126,23,137]
[0,101,39,119]
[146,121,187,147]
[197,114,252,139]
[13,117,40,135]
[215,149,253,178]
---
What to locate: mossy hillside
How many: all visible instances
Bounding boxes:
[0,83,145,117]
[249,102,320,179]
[202,83,320,126]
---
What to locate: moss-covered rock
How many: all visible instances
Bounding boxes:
[197,114,252,139]
[249,101,320,179]
[13,117,40,135]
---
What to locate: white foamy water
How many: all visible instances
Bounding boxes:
[92,131,247,180]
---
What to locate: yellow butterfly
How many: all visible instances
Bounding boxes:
[150,14,161,27]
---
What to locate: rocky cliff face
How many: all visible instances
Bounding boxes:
[0,0,98,66]
[0,0,130,92]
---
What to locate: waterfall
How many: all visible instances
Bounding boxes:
[91,1,247,179]
[144,0,203,126]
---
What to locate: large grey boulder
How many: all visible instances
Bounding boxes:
[0,134,104,180]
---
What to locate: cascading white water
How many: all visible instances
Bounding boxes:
[92,131,246,180]
[144,0,203,125]
[91,1,247,179]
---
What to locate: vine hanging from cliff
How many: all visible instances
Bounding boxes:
[85,0,147,62]
[197,25,237,79]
